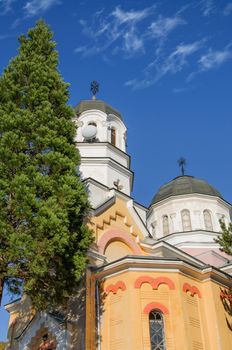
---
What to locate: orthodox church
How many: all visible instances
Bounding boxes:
[5,95,232,350]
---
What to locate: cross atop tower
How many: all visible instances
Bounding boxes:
[178,157,186,176]
[90,80,99,100]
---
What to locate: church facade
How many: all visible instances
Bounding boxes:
[5,98,232,349]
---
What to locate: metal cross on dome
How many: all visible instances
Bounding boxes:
[178,157,186,176]
[90,80,99,99]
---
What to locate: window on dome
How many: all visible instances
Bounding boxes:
[181,209,192,231]
[149,310,166,350]
[162,215,169,235]
[110,127,116,146]
[203,210,213,231]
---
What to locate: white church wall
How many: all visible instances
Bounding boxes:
[75,110,108,143]
[79,160,131,195]
[19,313,66,350]
[147,194,230,239]
[79,162,108,185]
[84,181,111,208]
[107,163,131,195]
[74,106,131,196]
[133,203,148,224]
[106,115,127,151]
[75,109,127,152]
[77,143,129,168]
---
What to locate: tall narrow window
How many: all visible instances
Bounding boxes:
[149,310,166,350]
[110,127,116,146]
[163,215,169,235]
[204,210,213,231]
[181,209,192,231]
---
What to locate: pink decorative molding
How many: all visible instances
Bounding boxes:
[98,229,141,255]
[144,302,169,315]
[183,283,202,298]
[134,276,175,290]
[105,281,127,295]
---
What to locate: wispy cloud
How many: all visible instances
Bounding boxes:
[201,0,216,16]
[112,5,152,24]
[24,0,61,16]
[148,15,186,39]
[187,43,232,81]
[223,2,232,16]
[75,6,156,57]
[0,33,14,39]
[122,27,144,55]
[75,5,186,59]
[198,44,232,71]
[75,4,232,90]
[0,0,15,14]
[126,40,203,89]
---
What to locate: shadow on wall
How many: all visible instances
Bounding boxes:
[66,273,107,350]
[96,279,107,349]
[5,273,108,349]
[5,296,35,349]
[220,287,232,331]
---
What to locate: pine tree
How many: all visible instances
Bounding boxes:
[0,20,92,309]
[216,220,232,256]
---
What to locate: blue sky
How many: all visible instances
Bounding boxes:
[0,0,232,341]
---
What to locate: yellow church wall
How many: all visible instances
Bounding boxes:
[104,240,134,262]
[86,197,232,349]
[206,281,232,349]
[179,274,207,350]
[5,296,36,350]
[95,269,232,350]
[89,197,147,257]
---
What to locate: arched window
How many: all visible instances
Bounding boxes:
[149,310,166,350]
[162,215,169,235]
[181,209,192,231]
[203,210,213,231]
[110,127,116,146]
[88,121,97,127]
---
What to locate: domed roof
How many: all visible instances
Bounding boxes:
[75,99,123,121]
[151,175,222,205]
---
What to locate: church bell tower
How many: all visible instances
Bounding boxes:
[74,82,133,207]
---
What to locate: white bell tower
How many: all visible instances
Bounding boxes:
[74,85,133,207]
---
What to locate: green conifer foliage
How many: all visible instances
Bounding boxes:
[0,20,92,309]
[216,220,232,256]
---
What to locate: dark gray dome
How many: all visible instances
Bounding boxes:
[75,99,123,121]
[151,175,222,205]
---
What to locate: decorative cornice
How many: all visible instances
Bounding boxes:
[92,256,232,288]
